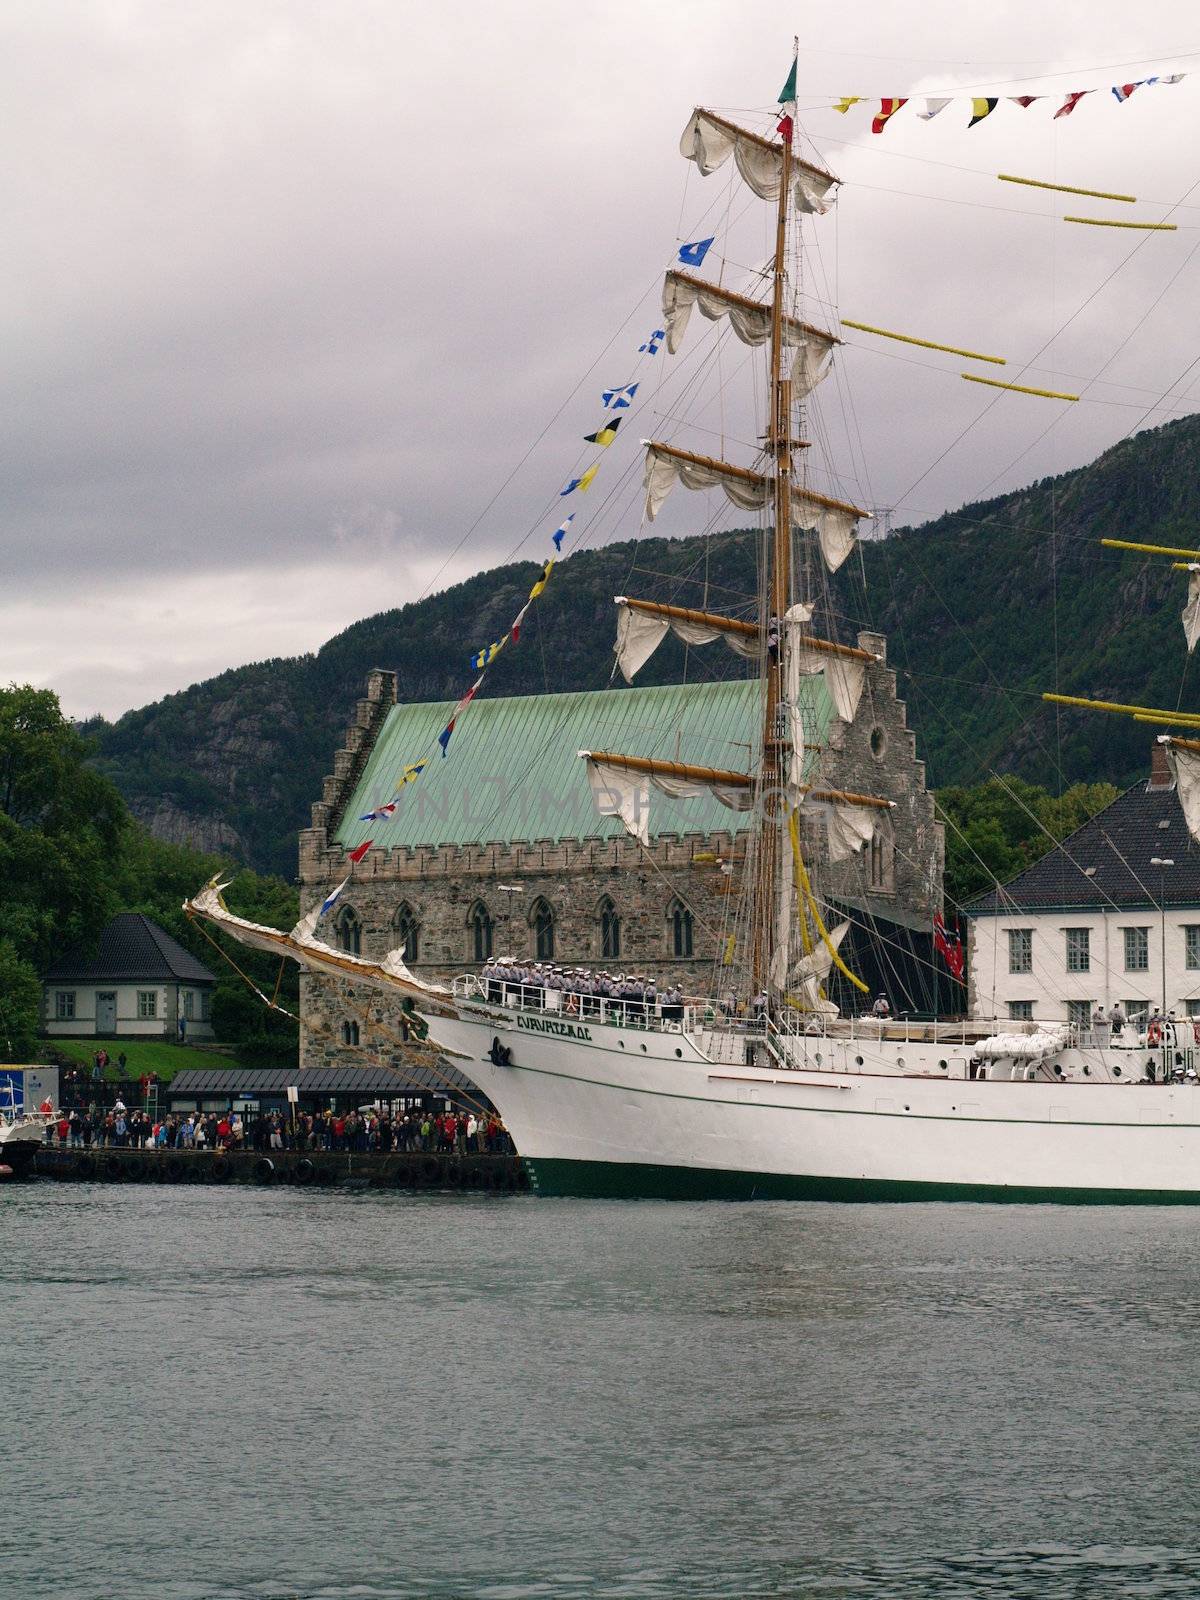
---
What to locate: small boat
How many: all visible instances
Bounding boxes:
[0,1086,53,1177]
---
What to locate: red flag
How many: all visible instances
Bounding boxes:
[1010,96,1038,108]
[872,97,907,134]
[776,113,794,142]
[348,839,373,864]
[1054,90,1088,119]
[933,912,965,981]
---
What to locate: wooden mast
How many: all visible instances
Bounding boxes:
[752,68,795,994]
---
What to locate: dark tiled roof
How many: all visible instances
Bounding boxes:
[966,779,1200,914]
[165,1062,489,1103]
[42,913,216,984]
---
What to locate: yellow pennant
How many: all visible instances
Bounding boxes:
[528,558,555,600]
[833,96,861,114]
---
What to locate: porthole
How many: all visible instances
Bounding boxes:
[674,1048,682,1058]
[1082,1065,1091,1076]
[938,1059,948,1070]
[1113,1064,1122,1077]
[1053,1064,1063,1078]
[618,1040,625,1049]
[904,1105,910,1112]
[870,726,887,760]
[897,1056,905,1069]
[640,1043,647,1053]
[815,1052,822,1065]
[855,1055,864,1066]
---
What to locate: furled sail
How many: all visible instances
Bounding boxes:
[184,876,451,1007]
[793,487,872,574]
[1162,736,1200,841]
[662,270,839,394]
[679,108,839,215]
[804,790,891,862]
[580,751,753,848]
[788,921,851,1013]
[643,441,770,522]
[1183,565,1200,652]
[613,596,762,683]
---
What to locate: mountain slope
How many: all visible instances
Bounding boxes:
[85,413,1200,875]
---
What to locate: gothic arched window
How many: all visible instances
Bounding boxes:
[469,901,494,963]
[670,899,694,959]
[341,1019,360,1046]
[394,902,419,964]
[531,898,555,961]
[335,906,361,956]
[599,897,621,961]
[869,814,896,894]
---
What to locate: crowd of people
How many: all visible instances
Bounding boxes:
[47,1104,512,1155]
[480,957,685,1020]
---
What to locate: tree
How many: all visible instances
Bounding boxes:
[937,776,1119,909]
[0,940,41,1062]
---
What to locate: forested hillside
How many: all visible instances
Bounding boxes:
[86,413,1200,875]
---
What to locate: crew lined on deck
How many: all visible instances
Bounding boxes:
[480,957,685,1020]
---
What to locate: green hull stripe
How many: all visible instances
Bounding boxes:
[523,1157,1200,1205]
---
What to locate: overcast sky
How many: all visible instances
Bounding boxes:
[3,0,1199,718]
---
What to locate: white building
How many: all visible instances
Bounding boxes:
[41,912,217,1041]
[966,747,1200,1028]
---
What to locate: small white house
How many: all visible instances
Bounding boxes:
[966,746,1200,1028]
[41,912,217,1042]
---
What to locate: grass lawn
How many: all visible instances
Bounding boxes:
[42,1038,246,1084]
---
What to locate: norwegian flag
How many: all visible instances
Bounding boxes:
[933,912,965,981]
[1112,82,1141,103]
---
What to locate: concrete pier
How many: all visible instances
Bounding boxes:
[32,1145,530,1191]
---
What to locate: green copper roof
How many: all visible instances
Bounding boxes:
[334,678,834,851]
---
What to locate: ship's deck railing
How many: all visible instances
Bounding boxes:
[452,974,690,1032]
[451,974,1040,1047]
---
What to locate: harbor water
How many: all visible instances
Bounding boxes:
[5,1183,1200,1599]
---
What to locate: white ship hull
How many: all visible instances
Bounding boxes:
[425,999,1200,1202]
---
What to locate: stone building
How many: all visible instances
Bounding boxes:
[296,630,947,1068]
[298,635,944,1066]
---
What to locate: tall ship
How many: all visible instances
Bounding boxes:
[187,56,1200,1201]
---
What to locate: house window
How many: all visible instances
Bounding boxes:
[599,897,621,961]
[54,991,76,1021]
[1125,999,1150,1022]
[469,902,494,963]
[137,991,158,1020]
[1066,1000,1092,1028]
[670,900,694,959]
[1186,1000,1200,1019]
[1186,926,1200,970]
[1008,929,1032,975]
[1123,927,1149,972]
[183,991,195,1020]
[531,899,555,961]
[1064,928,1090,973]
[394,903,419,964]
[1008,1000,1033,1021]
[200,991,211,1022]
[335,907,361,956]
[341,1020,360,1047]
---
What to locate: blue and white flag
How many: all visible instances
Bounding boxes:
[551,513,574,552]
[601,382,639,409]
[639,328,665,355]
[678,237,715,267]
[320,876,351,917]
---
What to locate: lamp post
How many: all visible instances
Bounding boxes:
[1151,857,1175,1018]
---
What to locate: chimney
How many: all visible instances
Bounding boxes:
[1148,738,1175,791]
